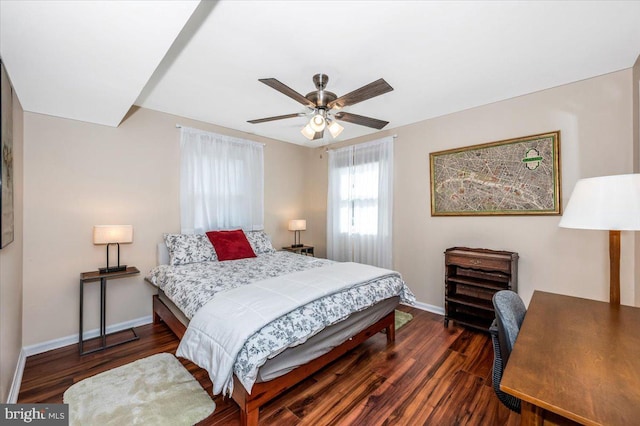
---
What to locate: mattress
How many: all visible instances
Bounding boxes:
[158,290,399,383]
[148,251,334,319]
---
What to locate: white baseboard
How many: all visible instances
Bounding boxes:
[23,315,153,357]
[6,349,26,403]
[401,300,445,316]
[8,315,153,403]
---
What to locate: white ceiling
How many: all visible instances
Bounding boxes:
[0,0,200,127]
[2,1,640,147]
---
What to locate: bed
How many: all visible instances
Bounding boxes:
[146,230,415,426]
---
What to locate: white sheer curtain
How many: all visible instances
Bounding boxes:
[327,136,393,268]
[180,126,264,234]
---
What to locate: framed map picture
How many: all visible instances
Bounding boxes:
[430,131,561,216]
[1,61,14,248]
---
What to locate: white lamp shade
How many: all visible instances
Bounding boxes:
[328,120,344,138]
[288,219,307,231]
[93,225,134,244]
[558,174,640,231]
[309,114,326,132]
[301,124,315,140]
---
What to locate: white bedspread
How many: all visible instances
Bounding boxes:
[176,262,399,396]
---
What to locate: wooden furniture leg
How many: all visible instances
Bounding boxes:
[386,317,395,343]
[240,407,259,426]
[520,401,544,426]
[609,230,621,305]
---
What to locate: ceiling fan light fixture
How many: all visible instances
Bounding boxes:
[328,119,344,138]
[301,123,316,140]
[309,113,326,132]
[249,74,394,141]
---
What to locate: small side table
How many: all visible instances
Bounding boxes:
[282,245,314,256]
[79,266,140,355]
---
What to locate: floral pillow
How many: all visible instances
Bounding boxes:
[163,233,218,266]
[244,230,276,255]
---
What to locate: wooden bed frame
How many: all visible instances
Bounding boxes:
[152,294,396,426]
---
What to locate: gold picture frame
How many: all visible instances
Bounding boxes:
[429,131,561,216]
[1,60,14,248]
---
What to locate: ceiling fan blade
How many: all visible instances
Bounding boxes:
[334,112,389,130]
[259,78,315,108]
[328,78,393,110]
[247,113,303,124]
[313,130,324,140]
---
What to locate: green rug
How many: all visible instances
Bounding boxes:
[63,353,215,425]
[395,309,413,330]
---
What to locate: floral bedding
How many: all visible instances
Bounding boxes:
[147,251,416,393]
[147,251,333,319]
[234,270,413,393]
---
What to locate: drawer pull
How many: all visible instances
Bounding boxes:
[470,259,482,265]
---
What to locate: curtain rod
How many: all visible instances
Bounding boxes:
[176,124,266,146]
[324,134,398,151]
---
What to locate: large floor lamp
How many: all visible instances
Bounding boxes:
[559,174,640,305]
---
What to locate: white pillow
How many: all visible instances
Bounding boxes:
[244,230,276,254]
[163,233,218,266]
[157,243,170,265]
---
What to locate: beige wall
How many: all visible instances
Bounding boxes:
[0,84,24,402]
[21,107,310,346]
[319,69,636,308]
[633,55,640,306]
[17,67,639,351]
[300,147,330,256]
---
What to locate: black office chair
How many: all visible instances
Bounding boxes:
[489,290,526,413]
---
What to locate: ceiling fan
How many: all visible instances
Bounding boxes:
[248,74,393,140]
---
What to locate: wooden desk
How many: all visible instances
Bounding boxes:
[501,291,640,425]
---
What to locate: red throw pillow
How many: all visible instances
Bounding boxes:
[205,230,256,261]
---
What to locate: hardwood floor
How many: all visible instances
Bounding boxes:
[18,307,520,425]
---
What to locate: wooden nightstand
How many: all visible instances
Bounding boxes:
[79,266,140,355]
[282,245,314,256]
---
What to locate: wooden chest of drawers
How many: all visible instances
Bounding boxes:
[444,247,518,332]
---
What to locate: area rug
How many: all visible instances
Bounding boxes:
[395,309,413,330]
[63,353,215,426]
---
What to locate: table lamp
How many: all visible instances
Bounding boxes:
[288,219,306,248]
[558,174,640,304]
[93,225,133,273]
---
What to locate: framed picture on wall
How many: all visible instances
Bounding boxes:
[429,131,561,216]
[1,60,15,248]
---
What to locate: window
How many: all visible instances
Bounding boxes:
[327,136,393,268]
[337,163,380,236]
[179,126,264,234]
